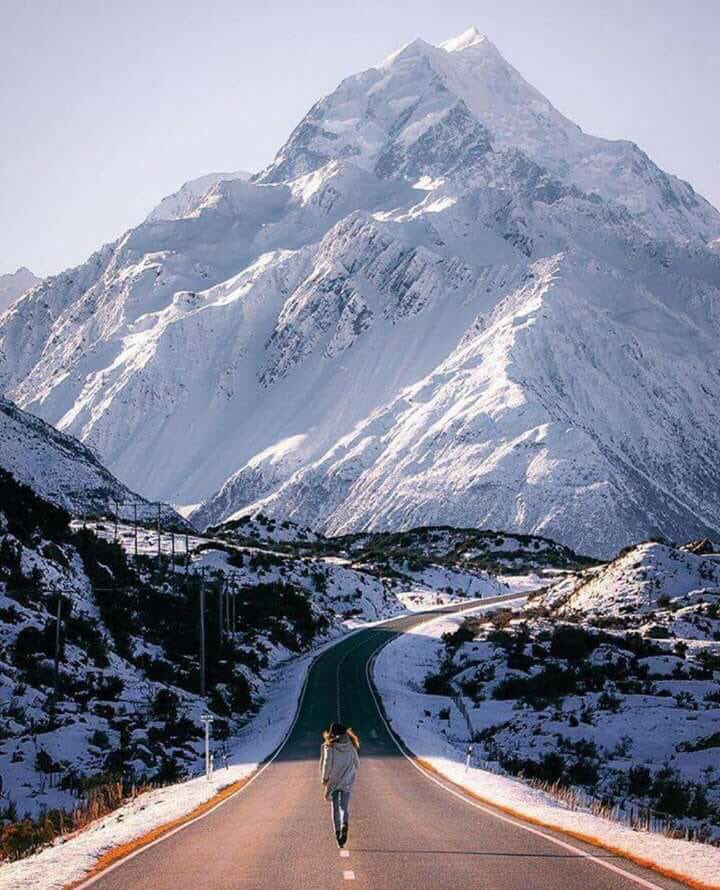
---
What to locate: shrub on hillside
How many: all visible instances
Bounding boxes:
[549,625,598,660]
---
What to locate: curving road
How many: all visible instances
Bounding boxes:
[81,596,686,890]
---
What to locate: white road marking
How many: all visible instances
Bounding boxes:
[340,849,350,858]
[365,647,667,890]
[343,870,356,880]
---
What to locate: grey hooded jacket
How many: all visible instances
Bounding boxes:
[320,737,359,795]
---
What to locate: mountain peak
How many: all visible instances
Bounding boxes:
[147,170,251,222]
[381,36,434,67]
[0,266,42,314]
[439,26,489,53]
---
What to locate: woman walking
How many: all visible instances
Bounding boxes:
[320,722,360,848]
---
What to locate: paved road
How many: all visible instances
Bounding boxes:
[84,596,686,890]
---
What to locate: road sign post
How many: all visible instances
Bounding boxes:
[200,714,214,780]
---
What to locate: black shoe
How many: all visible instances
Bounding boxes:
[335,830,343,848]
[340,824,348,847]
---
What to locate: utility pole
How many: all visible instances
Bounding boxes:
[225,578,230,632]
[53,592,63,710]
[200,714,214,780]
[112,501,119,542]
[199,570,206,698]
[133,503,138,560]
[218,580,224,646]
[156,503,162,570]
[231,577,237,637]
[171,531,175,570]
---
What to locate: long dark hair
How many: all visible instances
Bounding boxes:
[323,722,360,749]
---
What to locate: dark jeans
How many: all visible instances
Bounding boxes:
[330,789,350,832]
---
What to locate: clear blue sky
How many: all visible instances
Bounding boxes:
[1,0,718,276]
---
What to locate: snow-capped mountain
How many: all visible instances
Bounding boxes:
[1,28,720,557]
[0,396,185,525]
[0,266,41,314]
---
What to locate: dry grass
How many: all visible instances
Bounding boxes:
[1,780,147,863]
[66,776,251,888]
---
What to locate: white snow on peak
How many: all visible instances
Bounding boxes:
[146,170,251,222]
[0,266,41,315]
[438,26,489,53]
[380,36,433,67]
[261,29,719,243]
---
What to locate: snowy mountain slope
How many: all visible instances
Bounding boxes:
[243,251,720,556]
[145,170,251,222]
[378,575,720,847]
[1,29,720,556]
[0,397,184,526]
[543,541,720,618]
[0,268,41,315]
[0,472,350,831]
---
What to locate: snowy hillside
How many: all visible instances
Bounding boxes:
[0,268,40,315]
[0,397,184,527]
[0,468,509,855]
[397,540,720,840]
[0,471,339,845]
[208,511,324,546]
[316,525,592,571]
[2,29,720,556]
[543,541,720,617]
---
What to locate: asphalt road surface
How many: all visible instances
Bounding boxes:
[83,595,687,890]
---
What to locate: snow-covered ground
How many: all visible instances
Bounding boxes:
[373,604,720,888]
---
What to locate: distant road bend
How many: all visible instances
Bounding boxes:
[79,595,687,890]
